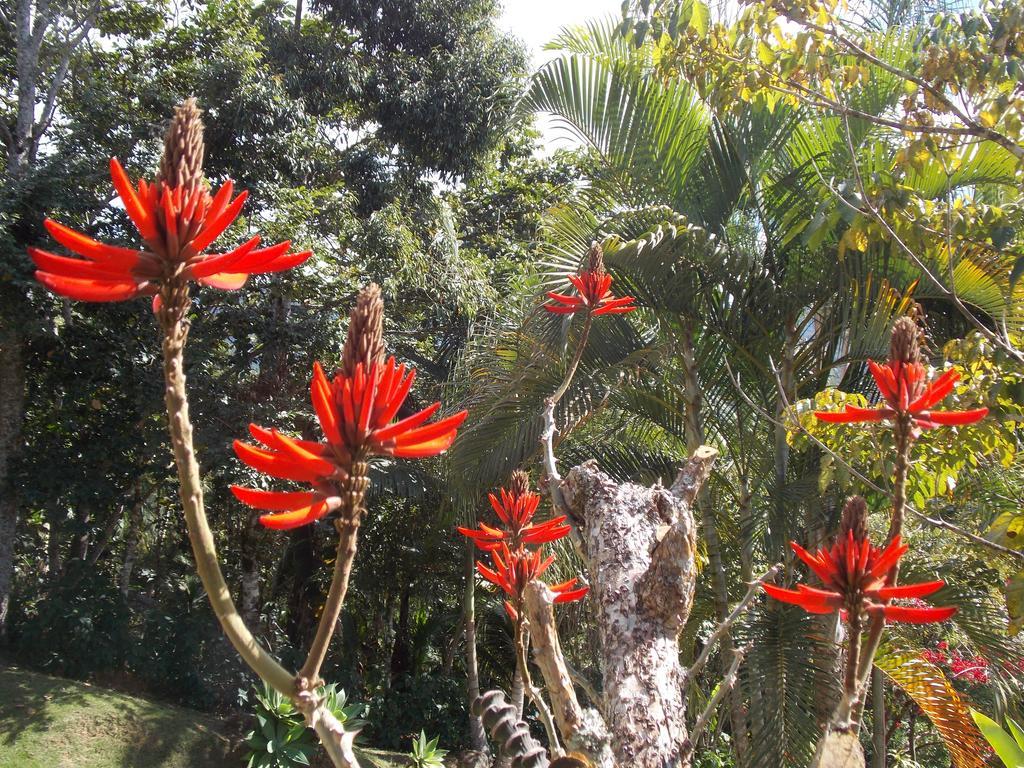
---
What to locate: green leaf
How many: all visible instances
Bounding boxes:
[972,710,1024,767]
[1008,717,1024,752]
[1010,256,1024,291]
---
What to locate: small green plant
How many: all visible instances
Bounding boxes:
[240,683,367,768]
[972,709,1024,767]
[408,730,447,768]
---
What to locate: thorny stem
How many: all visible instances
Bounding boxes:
[160,299,356,768]
[515,615,562,757]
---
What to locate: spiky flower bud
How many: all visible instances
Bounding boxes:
[586,242,604,276]
[341,283,384,377]
[839,496,869,542]
[158,98,205,193]
[889,316,922,366]
[509,469,531,498]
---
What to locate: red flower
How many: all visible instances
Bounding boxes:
[457,485,571,551]
[31,158,311,303]
[232,357,467,529]
[764,532,956,625]
[459,472,585,620]
[477,543,589,621]
[544,243,636,317]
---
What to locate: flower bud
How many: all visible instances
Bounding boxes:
[342,283,385,376]
[839,496,869,542]
[158,98,205,193]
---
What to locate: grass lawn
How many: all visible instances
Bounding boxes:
[0,664,237,768]
[0,665,410,768]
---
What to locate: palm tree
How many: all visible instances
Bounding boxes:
[453,5,1024,765]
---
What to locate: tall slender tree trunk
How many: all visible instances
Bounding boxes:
[463,541,488,751]
[679,321,749,763]
[0,327,26,639]
[120,489,144,598]
[239,513,261,629]
[871,669,885,768]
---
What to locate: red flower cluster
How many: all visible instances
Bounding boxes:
[921,643,991,685]
[232,358,467,530]
[814,345,987,432]
[31,159,310,303]
[457,486,571,551]
[764,528,956,625]
[460,473,587,620]
[545,243,636,317]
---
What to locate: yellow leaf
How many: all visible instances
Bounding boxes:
[1008,571,1024,636]
[876,652,990,768]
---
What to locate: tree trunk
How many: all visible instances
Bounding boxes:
[0,327,26,639]
[239,513,261,629]
[871,668,885,768]
[463,542,488,751]
[389,581,412,681]
[120,491,143,598]
[559,446,717,767]
[679,322,748,763]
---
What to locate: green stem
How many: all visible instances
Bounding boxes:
[550,313,592,408]
[855,418,913,713]
[161,317,293,696]
[298,514,361,686]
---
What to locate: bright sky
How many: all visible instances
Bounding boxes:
[498,0,623,150]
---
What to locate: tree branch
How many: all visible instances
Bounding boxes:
[682,565,779,690]
[681,643,750,762]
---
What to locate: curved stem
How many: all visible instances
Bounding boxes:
[161,312,357,768]
[299,515,361,687]
[515,616,562,757]
[161,321,294,695]
[550,313,592,407]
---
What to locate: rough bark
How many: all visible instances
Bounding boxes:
[559,446,717,768]
[871,668,885,768]
[523,582,613,767]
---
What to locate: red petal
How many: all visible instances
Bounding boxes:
[389,409,465,446]
[109,158,158,240]
[43,219,143,269]
[198,272,248,290]
[909,369,959,412]
[246,249,312,275]
[231,486,316,511]
[189,190,248,253]
[373,402,441,443]
[878,605,957,624]
[544,303,579,314]
[867,359,896,402]
[373,366,416,429]
[187,236,261,278]
[35,271,140,302]
[232,440,327,483]
[312,362,343,446]
[545,291,583,305]
[553,586,589,603]
[259,500,329,530]
[871,580,945,601]
[29,247,132,280]
[919,408,988,426]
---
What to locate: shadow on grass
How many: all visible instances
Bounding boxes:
[0,664,238,768]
